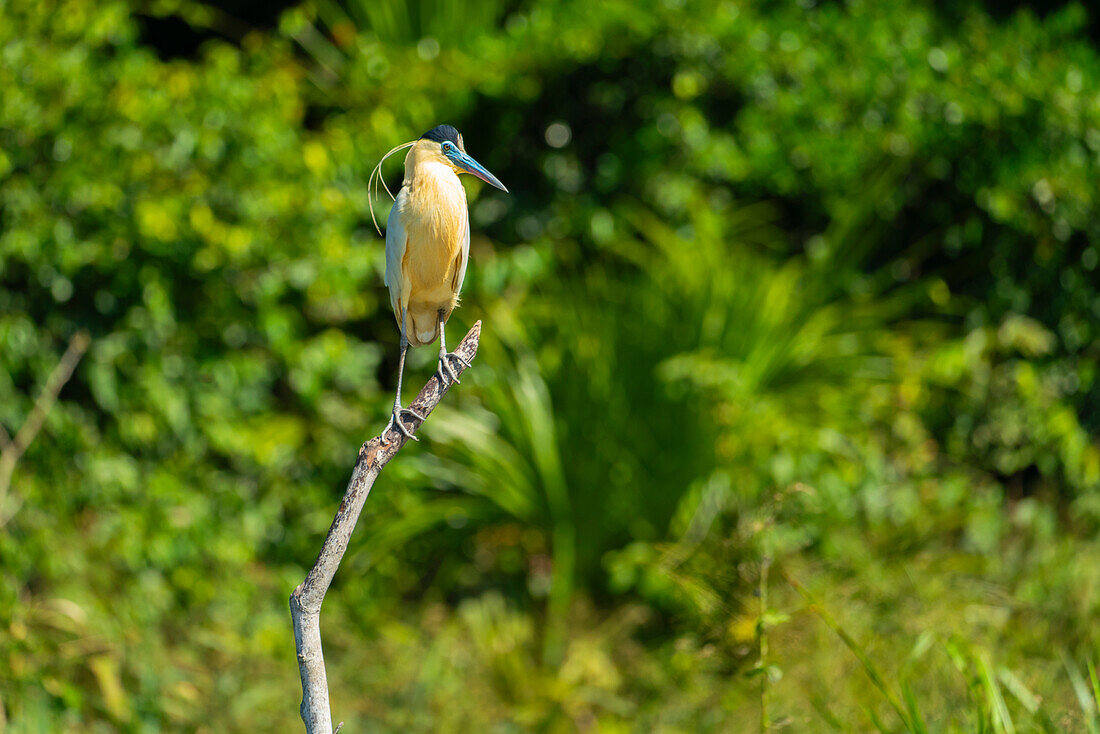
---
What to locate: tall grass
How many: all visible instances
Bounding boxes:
[785,569,1100,733]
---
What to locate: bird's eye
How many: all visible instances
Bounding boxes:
[442,141,454,153]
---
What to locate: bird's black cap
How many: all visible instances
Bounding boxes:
[421,124,463,149]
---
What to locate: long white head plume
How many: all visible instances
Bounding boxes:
[368,140,416,236]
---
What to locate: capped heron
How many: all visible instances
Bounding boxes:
[370,124,508,441]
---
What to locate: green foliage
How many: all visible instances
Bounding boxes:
[1,0,1099,730]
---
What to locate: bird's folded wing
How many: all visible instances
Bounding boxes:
[384,188,409,314]
[451,218,470,295]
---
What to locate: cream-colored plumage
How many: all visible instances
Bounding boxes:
[374,125,507,442]
[385,143,470,347]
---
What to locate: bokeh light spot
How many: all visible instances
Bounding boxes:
[545,121,571,148]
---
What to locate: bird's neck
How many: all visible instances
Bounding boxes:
[406,160,461,190]
[404,155,466,214]
[401,150,468,240]
[404,146,459,188]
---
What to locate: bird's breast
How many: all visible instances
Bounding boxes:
[401,166,468,300]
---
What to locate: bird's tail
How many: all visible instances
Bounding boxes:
[406,309,441,347]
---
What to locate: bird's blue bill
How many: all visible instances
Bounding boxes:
[452,151,508,192]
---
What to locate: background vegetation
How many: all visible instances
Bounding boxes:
[2,0,1100,730]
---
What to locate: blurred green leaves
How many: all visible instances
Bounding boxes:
[2,0,1100,730]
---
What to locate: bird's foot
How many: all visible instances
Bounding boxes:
[436,351,472,385]
[385,405,426,443]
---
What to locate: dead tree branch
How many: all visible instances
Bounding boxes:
[0,330,91,516]
[290,320,482,734]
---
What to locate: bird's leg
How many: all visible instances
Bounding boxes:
[435,311,471,385]
[386,312,425,443]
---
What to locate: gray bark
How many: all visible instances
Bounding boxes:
[289,321,482,733]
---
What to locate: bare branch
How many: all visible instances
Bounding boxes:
[0,330,91,501]
[290,321,482,734]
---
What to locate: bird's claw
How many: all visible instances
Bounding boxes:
[385,406,426,443]
[436,351,472,385]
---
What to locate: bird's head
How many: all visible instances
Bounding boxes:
[416,124,508,192]
[369,124,508,235]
